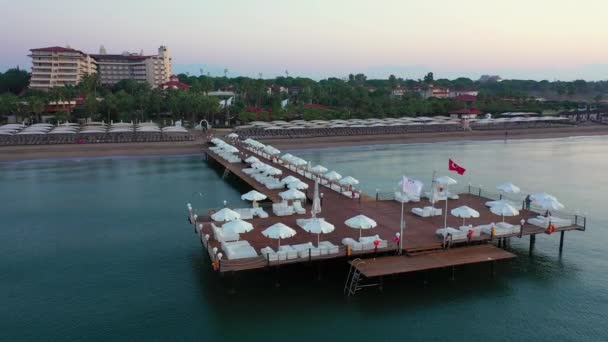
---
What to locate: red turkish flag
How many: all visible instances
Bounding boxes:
[449,159,466,175]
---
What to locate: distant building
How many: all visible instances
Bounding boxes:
[449,108,484,119]
[450,89,479,97]
[391,85,407,97]
[91,46,172,88]
[420,84,450,99]
[266,85,288,95]
[29,46,97,90]
[478,75,501,83]
[161,75,190,90]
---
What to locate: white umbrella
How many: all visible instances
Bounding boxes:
[435,176,457,228]
[227,133,239,138]
[450,205,480,226]
[222,219,253,234]
[302,218,335,245]
[530,192,557,201]
[262,223,297,249]
[291,158,308,166]
[490,200,520,222]
[345,214,377,239]
[535,197,565,211]
[280,153,295,161]
[264,167,282,176]
[241,190,267,202]
[311,165,328,174]
[244,156,260,164]
[263,145,281,155]
[435,175,458,185]
[339,176,359,186]
[281,175,300,184]
[279,188,306,201]
[288,181,309,190]
[211,207,241,222]
[222,145,239,153]
[312,180,321,216]
[497,182,520,194]
[252,162,267,170]
[324,170,342,181]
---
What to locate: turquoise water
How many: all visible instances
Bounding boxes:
[1,137,607,341]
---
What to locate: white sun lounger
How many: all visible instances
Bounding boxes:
[261,246,287,261]
[212,223,240,242]
[342,238,363,251]
[359,235,388,249]
[293,201,306,215]
[222,240,258,260]
[436,227,467,241]
[278,245,298,259]
[252,207,269,218]
[318,241,339,255]
[292,242,321,258]
[412,206,442,217]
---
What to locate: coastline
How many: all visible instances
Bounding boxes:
[1,125,607,162]
[260,125,608,150]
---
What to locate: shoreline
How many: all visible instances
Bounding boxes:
[260,125,608,150]
[1,125,607,162]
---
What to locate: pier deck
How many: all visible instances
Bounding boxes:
[350,245,516,278]
[195,141,586,273]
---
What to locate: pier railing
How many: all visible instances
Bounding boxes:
[466,185,587,231]
[215,243,400,273]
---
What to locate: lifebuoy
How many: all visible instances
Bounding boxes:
[546,223,556,234]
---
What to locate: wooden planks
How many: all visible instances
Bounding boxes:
[352,244,516,278]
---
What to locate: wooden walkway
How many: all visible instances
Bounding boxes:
[195,141,586,274]
[351,245,516,278]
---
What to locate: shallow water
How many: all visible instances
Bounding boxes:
[1,136,607,341]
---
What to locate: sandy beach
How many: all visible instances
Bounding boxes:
[1,125,607,162]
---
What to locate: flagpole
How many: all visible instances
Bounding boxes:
[400,196,404,254]
[444,183,449,228]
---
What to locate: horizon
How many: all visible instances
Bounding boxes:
[2,0,608,81]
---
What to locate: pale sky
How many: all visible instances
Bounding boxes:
[1,0,608,80]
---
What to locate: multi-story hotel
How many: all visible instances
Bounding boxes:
[29,47,97,90]
[29,45,172,90]
[91,45,172,88]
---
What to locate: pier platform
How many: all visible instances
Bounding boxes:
[192,140,586,277]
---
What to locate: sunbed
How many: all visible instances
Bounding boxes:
[318,241,340,254]
[278,245,298,259]
[292,242,321,258]
[261,246,287,261]
[222,240,258,260]
[436,227,468,241]
[412,206,442,217]
[212,223,240,242]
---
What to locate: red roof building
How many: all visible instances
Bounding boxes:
[454,94,478,102]
[161,75,190,90]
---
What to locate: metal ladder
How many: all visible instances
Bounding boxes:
[344,259,378,296]
[222,168,230,179]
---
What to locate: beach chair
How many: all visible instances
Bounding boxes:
[318,241,339,255]
[359,235,388,249]
[292,242,321,258]
[342,237,363,251]
[212,223,240,242]
[278,245,298,259]
[272,202,295,216]
[261,247,286,261]
[293,201,306,215]
[411,206,442,217]
[252,207,269,218]
[436,227,467,241]
[222,240,258,260]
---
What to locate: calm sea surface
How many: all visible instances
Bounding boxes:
[1,136,607,341]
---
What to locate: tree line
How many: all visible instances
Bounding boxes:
[0,68,605,125]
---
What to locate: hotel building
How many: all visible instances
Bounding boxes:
[91,46,172,88]
[29,47,97,90]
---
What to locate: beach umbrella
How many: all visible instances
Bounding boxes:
[339,176,359,186]
[535,197,565,211]
[211,207,241,222]
[281,175,300,184]
[291,157,308,167]
[288,180,309,190]
[280,153,295,162]
[302,218,335,245]
[490,200,520,222]
[222,219,253,234]
[450,205,480,226]
[222,145,239,153]
[312,180,322,216]
[263,145,281,155]
[324,170,342,181]
[264,167,282,176]
[345,214,377,239]
[497,182,520,194]
[530,192,557,201]
[241,190,267,202]
[244,156,260,164]
[435,175,458,185]
[252,162,268,171]
[279,188,306,201]
[262,223,297,249]
[435,176,457,228]
[227,133,239,138]
[311,165,328,174]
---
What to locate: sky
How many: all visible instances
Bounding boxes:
[1,0,608,81]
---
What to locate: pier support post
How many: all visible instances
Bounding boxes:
[559,231,565,254]
[529,234,536,254]
[490,260,495,278]
[379,276,384,292]
[450,266,455,281]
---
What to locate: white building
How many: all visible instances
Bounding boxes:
[29,46,97,90]
[92,46,172,88]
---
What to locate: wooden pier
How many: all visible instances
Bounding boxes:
[189,140,586,291]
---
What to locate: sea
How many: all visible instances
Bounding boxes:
[1,136,607,341]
